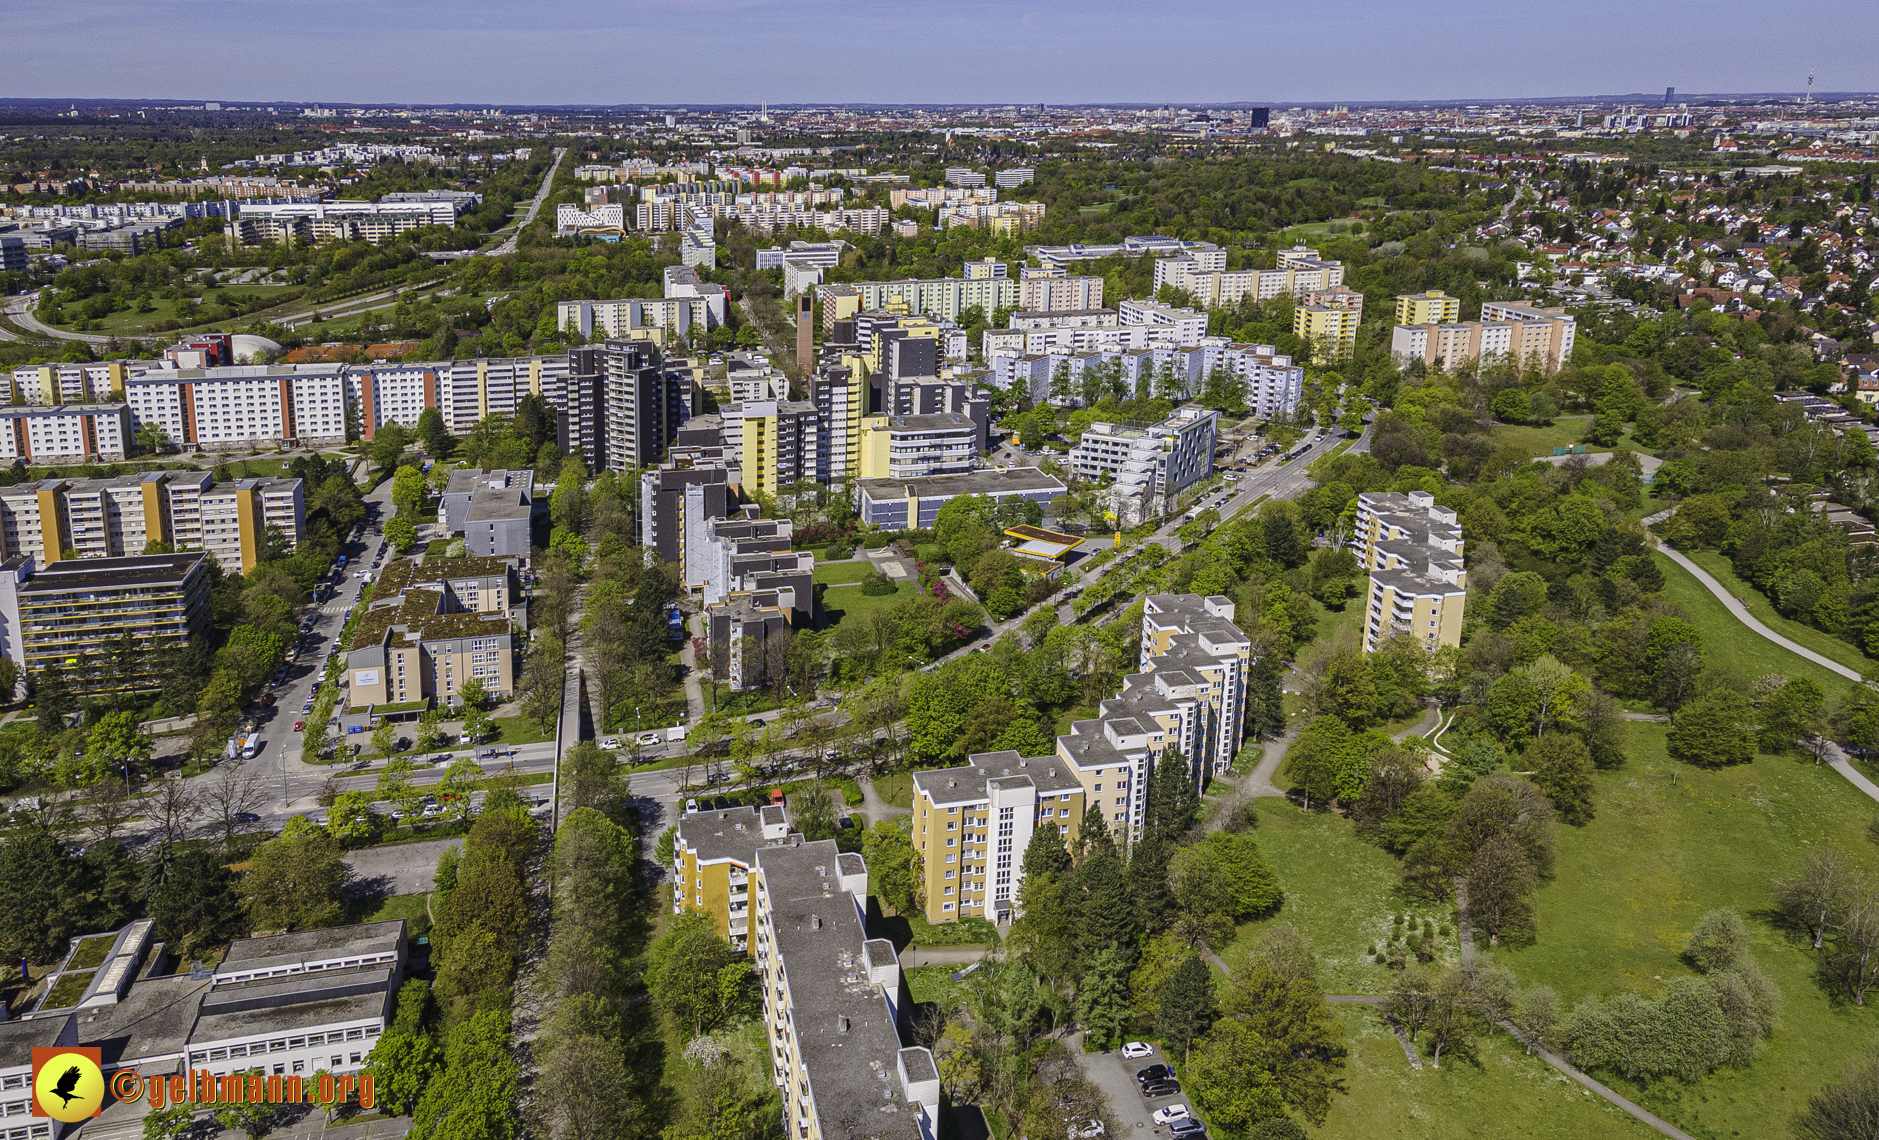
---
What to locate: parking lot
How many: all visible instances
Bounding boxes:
[1072,1037,1188,1140]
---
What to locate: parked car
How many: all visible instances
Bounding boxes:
[1141,1082,1180,1099]
[599,737,621,751]
[256,695,275,707]
[293,721,305,732]
[1167,1119,1204,1138]
[1151,1106,1190,1126]
[684,798,699,815]
[1069,1123,1104,1139]
[459,732,475,745]
[1136,1065,1172,1084]
[233,812,261,824]
[422,803,444,818]
[1122,1042,1154,1059]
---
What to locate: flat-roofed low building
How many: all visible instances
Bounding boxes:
[439,469,536,558]
[1003,524,1084,577]
[856,467,1065,531]
[345,556,520,708]
[0,1017,77,1140]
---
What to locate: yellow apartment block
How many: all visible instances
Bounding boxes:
[1395,290,1462,326]
[1352,490,1467,654]
[910,755,1088,923]
[671,802,791,953]
[1293,303,1360,363]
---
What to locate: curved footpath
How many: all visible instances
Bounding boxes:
[1656,543,1879,805]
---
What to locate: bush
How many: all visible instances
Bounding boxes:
[915,543,948,564]
[860,572,899,597]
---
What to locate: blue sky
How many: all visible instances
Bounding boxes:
[4,0,1875,105]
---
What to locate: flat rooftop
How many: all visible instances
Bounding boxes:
[220,920,404,973]
[19,552,205,593]
[857,467,1065,500]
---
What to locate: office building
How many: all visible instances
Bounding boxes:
[750,841,942,1140]
[856,467,1065,531]
[671,803,792,952]
[1018,274,1103,312]
[1352,491,1467,655]
[345,556,519,709]
[1293,303,1360,363]
[0,235,25,274]
[995,167,1036,189]
[554,203,625,238]
[439,468,536,558]
[756,240,847,270]
[858,412,980,480]
[0,472,302,573]
[1395,290,1461,326]
[0,404,132,464]
[911,592,1251,922]
[1068,404,1218,526]
[0,552,210,694]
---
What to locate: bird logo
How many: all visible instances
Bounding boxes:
[31,1047,104,1122]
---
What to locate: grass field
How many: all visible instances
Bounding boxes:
[822,580,919,628]
[1683,549,1870,676]
[871,770,914,809]
[1316,1005,1655,1139]
[365,892,432,938]
[489,714,555,746]
[1654,552,1855,700]
[1494,721,1879,1136]
[47,286,297,337]
[814,560,878,586]
[1229,799,1450,994]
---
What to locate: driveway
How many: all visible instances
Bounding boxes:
[1071,1034,1181,1140]
[343,837,459,898]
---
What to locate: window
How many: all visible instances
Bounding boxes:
[945,870,955,879]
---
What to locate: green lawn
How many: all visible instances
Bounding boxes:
[901,912,1001,948]
[814,560,878,586]
[1683,549,1870,676]
[488,714,555,746]
[1315,1005,1654,1139]
[365,892,433,939]
[906,964,977,1009]
[1654,552,1855,700]
[871,771,914,809]
[1229,799,1447,995]
[45,287,296,337]
[1488,417,1645,458]
[1495,721,1879,1136]
[821,581,920,628]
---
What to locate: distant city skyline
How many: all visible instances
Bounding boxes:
[3,0,1876,107]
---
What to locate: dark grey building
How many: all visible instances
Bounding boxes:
[440,469,537,558]
[601,339,695,473]
[856,467,1066,531]
[640,462,731,570]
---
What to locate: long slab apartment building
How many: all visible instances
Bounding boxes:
[0,471,302,572]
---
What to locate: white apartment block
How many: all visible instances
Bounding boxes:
[995,168,1036,189]
[1069,405,1218,527]
[0,472,302,571]
[351,363,436,440]
[1018,274,1103,312]
[0,404,132,463]
[557,297,720,343]
[554,203,626,235]
[1204,342,1306,419]
[1119,299,1210,341]
[439,356,570,433]
[944,167,987,187]
[1351,491,1467,655]
[9,361,126,405]
[229,200,465,245]
[1391,305,1576,374]
[755,240,848,270]
[847,277,1017,322]
[1153,244,1345,309]
[125,365,350,449]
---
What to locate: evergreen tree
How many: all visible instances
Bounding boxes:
[1065,848,1135,975]
[1156,954,1218,1060]
[1076,945,1131,1050]
[1076,805,1117,862]
[1128,832,1175,936]
[33,660,73,730]
[1021,817,1072,882]
[1246,657,1288,742]
[1148,746,1200,840]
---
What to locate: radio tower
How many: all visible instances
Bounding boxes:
[1805,69,1814,106]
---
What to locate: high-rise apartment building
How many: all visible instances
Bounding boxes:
[1153,244,1344,309]
[0,552,212,694]
[670,802,792,953]
[909,593,1251,922]
[1395,290,1462,326]
[1293,302,1361,363]
[1476,302,1578,372]
[1351,491,1467,655]
[1018,274,1103,312]
[0,472,302,572]
[601,339,695,473]
[0,404,132,464]
[1068,404,1218,526]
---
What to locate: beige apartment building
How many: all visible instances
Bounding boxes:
[910,592,1252,924]
[0,472,303,571]
[1394,290,1462,326]
[1392,304,1576,373]
[670,803,791,953]
[345,556,519,709]
[1352,490,1467,654]
[749,839,943,1140]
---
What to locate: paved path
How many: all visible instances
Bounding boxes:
[1827,743,1879,804]
[1658,544,1863,682]
[679,611,706,723]
[856,775,909,826]
[490,147,566,256]
[899,945,996,967]
[1244,729,1294,799]
[1391,705,1441,743]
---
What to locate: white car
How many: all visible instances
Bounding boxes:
[599,737,621,751]
[1121,1041,1154,1059]
[1151,1107,1190,1127]
[1069,1123,1104,1139]
[684,798,699,815]
[637,732,661,746]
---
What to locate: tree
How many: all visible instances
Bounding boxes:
[1155,954,1217,1061]
[371,422,410,472]
[373,719,400,763]
[142,1105,196,1140]
[440,758,483,823]
[1513,985,1560,1055]
[1684,908,1752,974]
[1668,689,1756,766]
[364,980,439,1116]
[143,846,246,958]
[1466,834,1536,945]
[1185,1019,1286,1134]
[559,743,624,819]
[1762,678,1827,753]
[862,819,921,916]
[378,758,423,817]
[409,1010,520,1140]
[199,764,267,850]
[1422,968,1486,1068]
[247,819,347,931]
[460,677,488,711]
[416,407,452,459]
[792,783,839,842]
[33,660,74,730]
[325,791,382,845]
[1075,945,1130,1050]
[646,913,751,1036]
[213,1072,274,1139]
[384,517,418,553]
[86,711,153,785]
[1775,847,1854,950]
[1794,1051,1879,1140]
[1221,966,1347,1123]
[1527,733,1596,825]
[518,648,563,737]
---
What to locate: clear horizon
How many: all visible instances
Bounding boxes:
[4,0,1875,107]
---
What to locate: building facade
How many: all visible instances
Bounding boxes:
[1351,491,1467,655]
[345,556,520,708]
[0,552,211,694]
